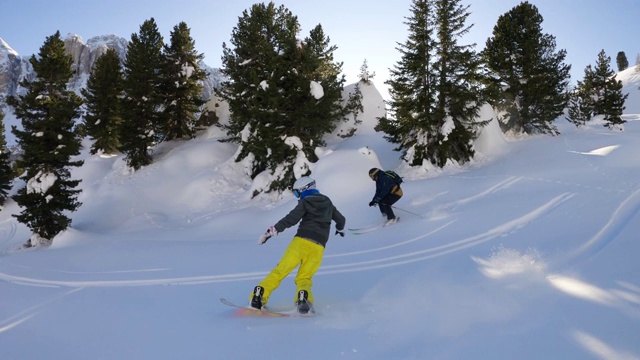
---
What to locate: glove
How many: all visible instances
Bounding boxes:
[258,232,272,245]
[335,229,345,237]
[258,226,278,245]
[369,201,377,207]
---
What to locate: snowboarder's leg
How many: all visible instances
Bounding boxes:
[293,237,324,305]
[250,238,304,306]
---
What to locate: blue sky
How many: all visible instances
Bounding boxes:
[2,0,638,93]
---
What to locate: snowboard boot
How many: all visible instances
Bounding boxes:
[296,290,312,314]
[250,286,264,310]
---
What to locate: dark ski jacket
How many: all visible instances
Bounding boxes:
[274,190,345,248]
[372,171,403,203]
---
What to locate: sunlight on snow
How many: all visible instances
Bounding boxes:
[572,330,640,360]
[569,145,620,156]
[547,275,616,305]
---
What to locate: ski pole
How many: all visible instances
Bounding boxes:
[390,205,424,218]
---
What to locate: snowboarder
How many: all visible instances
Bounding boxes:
[368,168,403,225]
[250,176,346,314]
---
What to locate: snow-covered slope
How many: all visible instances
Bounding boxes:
[0,72,639,360]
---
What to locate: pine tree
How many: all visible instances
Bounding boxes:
[378,0,438,166]
[358,59,376,84]
[483,1,571,135]
[121,18,165,170]
[342,82,364,137]
[430,0,486,166]
[6,31,83,246]
[566,65,595,127]
[591,50,628,129]
[81,48,123,155]
[616,51,628,72]
[0,109,13,207]
[378,0,485,168]
[160,21,207,141]
[217,2,351,193]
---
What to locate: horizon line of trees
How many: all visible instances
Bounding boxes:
[0,0,631,247]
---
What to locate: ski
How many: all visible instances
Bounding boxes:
[348,217,400,234]
[348,225,381,235]
[348,222,383,234]
[220,298,314,317]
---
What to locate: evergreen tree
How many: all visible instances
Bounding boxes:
[358,59,376,84]
[591,50,628,129]
[378,0,438,166]
[378,0,485,168]
[483,1,571,135]
[217,2,351,193]
[566,65,595,127]
[616,51,628,72]
[430,0,486,166]
[121,18,165,170]
[81,48,123,155]
[567,51,628,130]
[160,21,207,141]
[0,109,13,207]
[6,31,83,246]
[342,82,364,138]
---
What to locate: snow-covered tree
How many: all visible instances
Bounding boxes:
[6,31,83,247]
[378,0,485,168]
[160,21,207,141]
[567,51,628,130]
[81,48,123,155]
[121,18,165,170]
[566,66,594,127]
[358,59,376,84]
[217,2,351,194]
[0,109,13,207]
[592,50,628,129]
[483,1,571,135]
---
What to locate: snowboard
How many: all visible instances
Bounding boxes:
[220,298,315,317]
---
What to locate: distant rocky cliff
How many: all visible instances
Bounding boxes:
[0,34,224,145]
[63,34,130,91]
[0,38,33,102]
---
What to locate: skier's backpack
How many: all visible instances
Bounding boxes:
[385,170,403,185]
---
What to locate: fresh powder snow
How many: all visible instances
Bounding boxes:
[1,70,639,359]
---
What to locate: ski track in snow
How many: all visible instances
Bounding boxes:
[327,220,456,258]
[565,186,640,268]
[0,287,84,333]
[0,219,17,244]
[1,171,636,290]
[441,176,523,209]
[0,190,574,288]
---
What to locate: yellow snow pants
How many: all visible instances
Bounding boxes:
[252,236,324,305]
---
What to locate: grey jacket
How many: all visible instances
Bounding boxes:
[274,193,346,247]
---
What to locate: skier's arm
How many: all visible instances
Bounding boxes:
[372,175,392,203]
[332,207,346,232]
[274,201,306,232]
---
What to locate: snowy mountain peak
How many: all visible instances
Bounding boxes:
[0,37,19,57]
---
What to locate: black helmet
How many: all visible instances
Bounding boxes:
[369,168,380,180]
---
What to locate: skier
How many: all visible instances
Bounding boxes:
[368,168,403,225]
[250,176,346,314]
